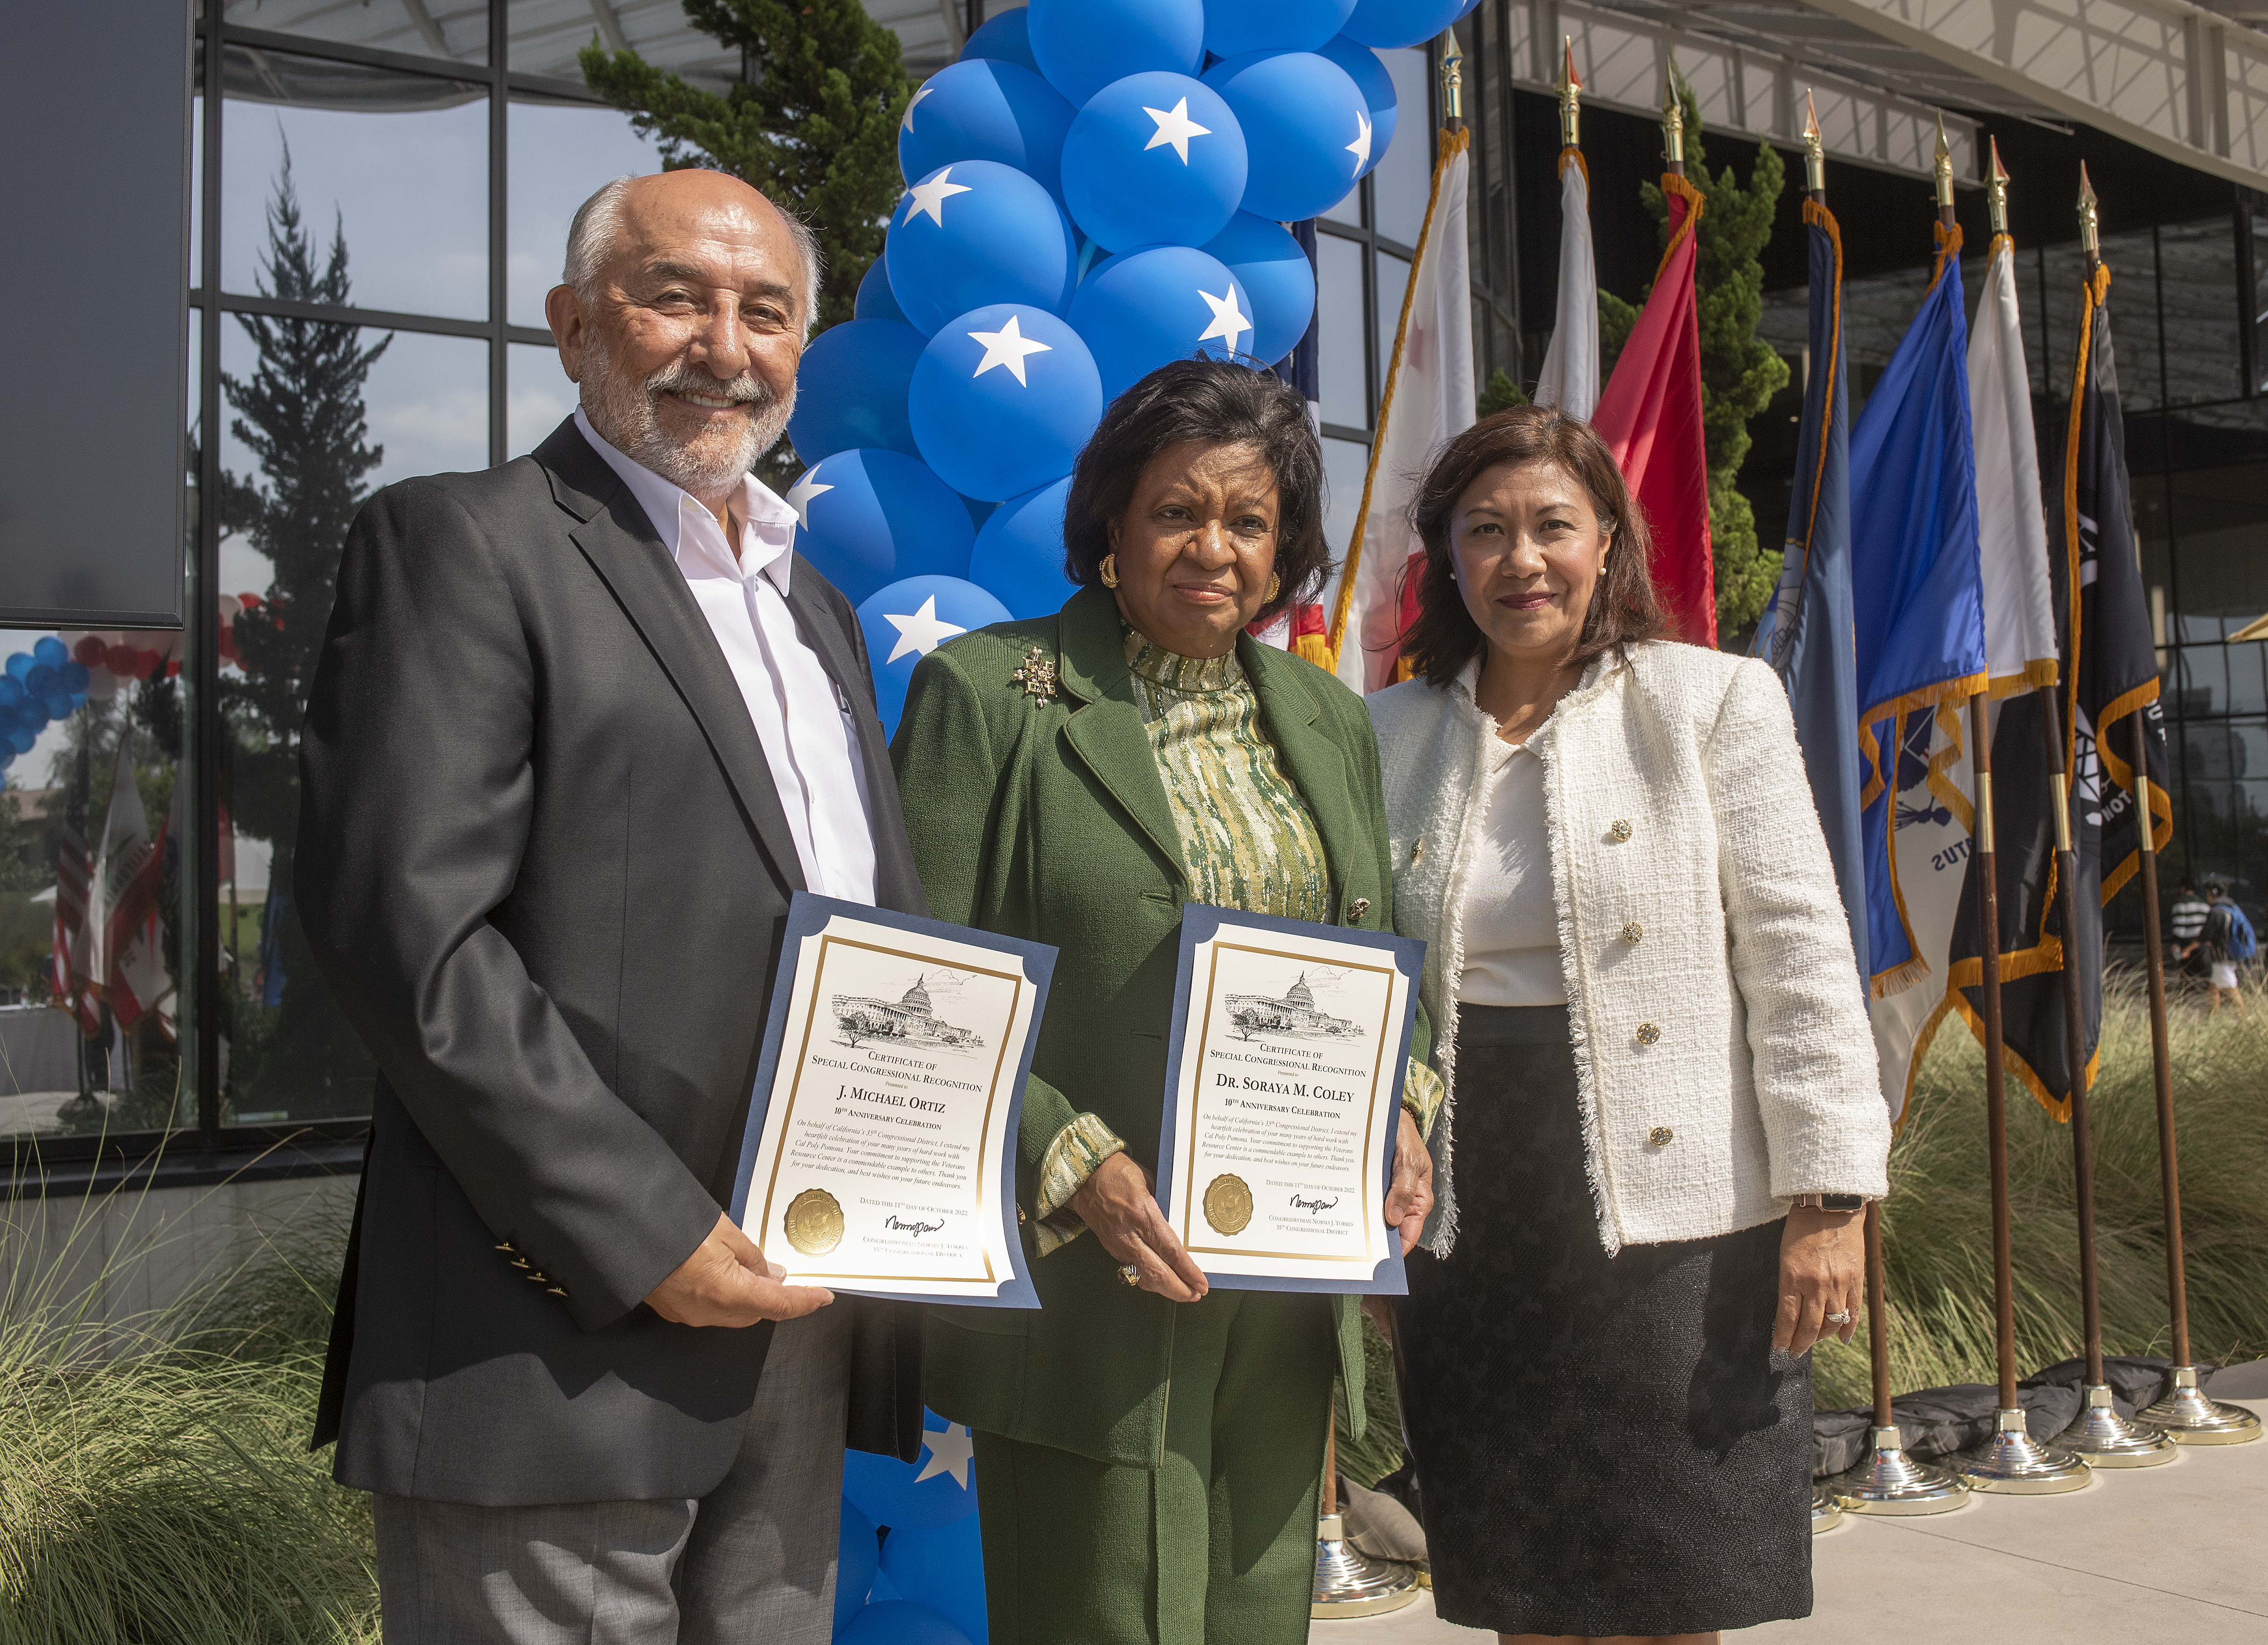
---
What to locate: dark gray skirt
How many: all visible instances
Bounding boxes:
[1396,1004,1814,1638]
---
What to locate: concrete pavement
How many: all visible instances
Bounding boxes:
[1312,1398,2268,1643]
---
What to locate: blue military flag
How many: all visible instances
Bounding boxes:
[1758,197,1867,996]
[1849,223,1988,1003]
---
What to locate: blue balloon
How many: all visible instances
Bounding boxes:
[878,1513,988,1645]
[58,660,89,693]
[910,304,1103,501]
[1203,0,1357,56]
[1199,214,1315,365]
[787,320,926,464]
[1067,246,1256,399]
[32,637,66,668]
[841,1410,984,1531]
[791,449,975,609]
[22,664,57,699]
[1060,73,1247,254]
[1028,0,1204,106]
[959,492,997,531]
[0,678,20,711]
[1316,35,1396,182]
[869,1571,903,1604]
[834,1601,974,1645]
[0,749,12,775]
[4,654,30,683]
[10,719,42,752]
[1342,0,1468,49]
[837,1500,882,1634]
[960,7,1041,75]
[857,258,908,324]
[970,479,1076,620]
[901,59,1076,202]
[887,161,1077,338]
[857,576,1015,739]
[1201,50,1369,222]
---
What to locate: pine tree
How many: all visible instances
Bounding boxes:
[218,148,386,1117]
[1597,84,1789,638]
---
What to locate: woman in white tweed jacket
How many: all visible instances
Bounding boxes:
[1369,408,1890,1645]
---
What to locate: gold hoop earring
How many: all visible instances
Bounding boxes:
[1265,571,1281,602]
[1099,552,1119,589]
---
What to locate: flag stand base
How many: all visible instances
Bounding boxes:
[2138,1367,2263,1444]
[1809,1488,1843,1532]
[1825,1426,1970,1514]
[1311,1514,1420,1618]
[2060,1383,2177,1465]
[1952,1407,2091,1492]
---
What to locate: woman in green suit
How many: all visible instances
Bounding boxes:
[892,359,1437,1645]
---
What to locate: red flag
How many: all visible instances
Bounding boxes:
[1592,173,1715,646]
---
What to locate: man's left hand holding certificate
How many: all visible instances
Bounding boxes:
[730,893,1055,1307]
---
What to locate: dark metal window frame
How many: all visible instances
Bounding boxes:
[10,3,615,1193]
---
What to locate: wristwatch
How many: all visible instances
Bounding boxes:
[1788,1193,1867,1212]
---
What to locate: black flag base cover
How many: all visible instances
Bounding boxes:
[1951,262,2166,1121]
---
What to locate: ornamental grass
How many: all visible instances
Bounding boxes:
[0,1180,377,1645]
[1812,969,2268,1409]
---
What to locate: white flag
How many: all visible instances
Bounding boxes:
[1970,233,2060,692]
[1532,152,1597,420]
[1331,129,1475,695]
[82,741,172,1033]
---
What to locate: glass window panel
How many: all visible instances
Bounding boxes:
[222,47,488,321]
[1321,179,1363,228]
[510,340,577,459]
[2226,641,2268,718]
[216,319,488,1125]
[2177,645,2230,715]
[1376,250,1412,391]
[1316,232,1368,430]
[1321,434,1372,570]
[219,0,490,65]
[2167,400,2268,637]
[2157,217,2242,408]
[1372,49,1432,249]
[509,99,665,329]
[509,0,741,83]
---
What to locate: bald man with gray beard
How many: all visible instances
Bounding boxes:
[297,170,926,1643]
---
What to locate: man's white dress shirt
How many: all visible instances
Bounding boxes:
[576,407,877,904]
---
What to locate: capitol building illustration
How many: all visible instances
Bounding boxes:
[1224,974,1361,1039]
[833,974,984,1049]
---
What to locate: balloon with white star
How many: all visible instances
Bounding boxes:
[1067,245,1257,398]
[1342,0,1477,49]
[785,319,927,464]
[856,578,1012,737]
[909,303,1103,501]
[886,160,1079,338]
[958,5,1041,74]
[1316,33,1398,184]
[968,477,1077,620]
[877,1512,987,1645]
[788,449,975,608]
[855,257,908,324]
[1200,213,1318,365]
[900,58,1077,204]
[1027,0,1203,106]
[1201,49,1371,222]
[1202,0,1357,56]
[1059,71,1248,254]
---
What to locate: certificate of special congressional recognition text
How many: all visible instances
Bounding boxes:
[728,894,1056,1307]
[1156,906,1424,1295]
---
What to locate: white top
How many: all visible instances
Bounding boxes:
[1456,739,1567,1007]
[575,407,877,904]
[1369,645,1889,1258]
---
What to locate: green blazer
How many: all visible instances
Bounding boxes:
[890,585,1425,1470]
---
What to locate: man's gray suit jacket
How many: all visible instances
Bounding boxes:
[297,417,926,1505]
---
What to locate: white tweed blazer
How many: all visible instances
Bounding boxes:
[1368,641,1890,1257]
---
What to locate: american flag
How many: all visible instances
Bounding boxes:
[50,780,99,1037]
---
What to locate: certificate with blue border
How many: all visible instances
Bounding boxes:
[1156,905,1423,1295]
[728,893,1054,1308]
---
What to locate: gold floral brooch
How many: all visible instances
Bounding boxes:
[1010,647,1058,708]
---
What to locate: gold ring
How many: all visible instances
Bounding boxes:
[1117,1263,1140,1288]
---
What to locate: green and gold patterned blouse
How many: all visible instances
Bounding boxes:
[1032,630,1441,1255]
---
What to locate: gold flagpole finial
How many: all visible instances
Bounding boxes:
[2077,160,2101,261]
[1987,136,2009,237]
[1931,112,1954,212]
[1439,31,1464,124]
[1556,36,1582,149]
[1660,53,1685,170]
[1802,90,1824,196]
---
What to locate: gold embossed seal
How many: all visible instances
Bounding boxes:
[783,1188,845,1256]
[1202,1173,1253,1236]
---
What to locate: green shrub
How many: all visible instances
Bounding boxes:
[1814,971,2268,1407]
[0,1180,375,1644]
